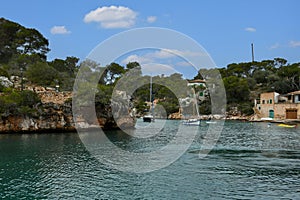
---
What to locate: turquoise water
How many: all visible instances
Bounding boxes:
[0,121,299,199]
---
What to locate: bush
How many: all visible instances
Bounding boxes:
[0,90,41,116]
[26,62,58,86]
[238,102,254,116]
[0,67,9,77]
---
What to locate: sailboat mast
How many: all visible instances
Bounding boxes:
[150,76,154,114]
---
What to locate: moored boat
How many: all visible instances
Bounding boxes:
[278,124,297,128]
[143,114,154,122]
[143,76,155,123]
[183,118,201,126]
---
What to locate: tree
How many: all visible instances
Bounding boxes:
[274,58,287,68]
[277,63,300,92]
[103,62,125,84]
[0,18,50,63]
[223,76,250,104]
[126,61,140,70]
[49,56,79,75]
[0,67,8,77]
[0,90,40,116]
[26,62,58,86]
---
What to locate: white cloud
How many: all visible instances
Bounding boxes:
[121,49,206,65]
[120,49,211,77]
[245,27,256,32]
[176,61,193,67]
[84,6,137,29]
[142,63,176,76]
[270,43,280,49]
[50,26,71,35]
[150,49,175,59]
[289,40,300,48]
[146,49,205,60]
[147,16,157,23]
[121,54,152,65]
[162,49,206,58]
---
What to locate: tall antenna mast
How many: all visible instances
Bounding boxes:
[150,76,152,103]
[251,43,255,62]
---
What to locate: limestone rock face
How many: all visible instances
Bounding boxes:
[0,89,136,133]
[0,101,75,133]
[0,76,13,88]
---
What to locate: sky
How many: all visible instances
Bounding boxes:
[1,0,300,77]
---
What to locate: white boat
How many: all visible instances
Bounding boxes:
[206,121,217,124]
[183,118,201,126]
[260,117,273,121]
[183,88,201,126]
[143,76,155,123]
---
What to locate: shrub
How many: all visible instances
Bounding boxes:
[238,102,254,116]
[0,90,41,116]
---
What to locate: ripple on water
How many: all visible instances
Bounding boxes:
[0,122,299,199]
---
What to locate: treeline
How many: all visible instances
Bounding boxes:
[0,18,82,117]
[194,58,300,115]
[77,60,188,118]
[0,17,186,118]
[0,17,79,91]
[2,17,300,118]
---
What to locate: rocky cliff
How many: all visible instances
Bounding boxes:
[0,88,136,133]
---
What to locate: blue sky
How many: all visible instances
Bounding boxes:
[1,0,300,76]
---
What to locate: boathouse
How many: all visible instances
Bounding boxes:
[254,91,300,120]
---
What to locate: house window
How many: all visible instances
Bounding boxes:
[267,100,269,104]
[298,95,300,102]
[270,99,272,104]
[257,100,260,104]
[262,100,265,104]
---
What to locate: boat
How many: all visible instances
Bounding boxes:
[278,124,296,128]
[206,121,217,124]
[143,76,155,123]
[182,88,201,126]
[143,114,154,122]
[183,118,201,126]
[260,117,273,121]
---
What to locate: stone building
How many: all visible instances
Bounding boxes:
[187,79,207,101]
[254,91,300,120]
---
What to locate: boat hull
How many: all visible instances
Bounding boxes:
[278,124,296,128]
[143,115,154,122]
[183,119,201,126]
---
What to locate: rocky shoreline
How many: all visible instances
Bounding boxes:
[3,88,298,134]
[0,89,136,133]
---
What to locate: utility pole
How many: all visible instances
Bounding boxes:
[251,43,255,62]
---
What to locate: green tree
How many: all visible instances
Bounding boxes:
[277,63,300,92]
[0,67,8,77]
[223,76,250,104]
[126,61,140,70]
[0,90,40,116]
[103,62,126,84]
[49,56,79,75]
[0,18,50,63]
[26,62,58,86]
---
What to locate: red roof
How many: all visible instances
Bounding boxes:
[188,79,206,83]
[287,90,300,95]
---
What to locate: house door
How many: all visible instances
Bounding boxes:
[269,110,274,118]
[286,109,297,119]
